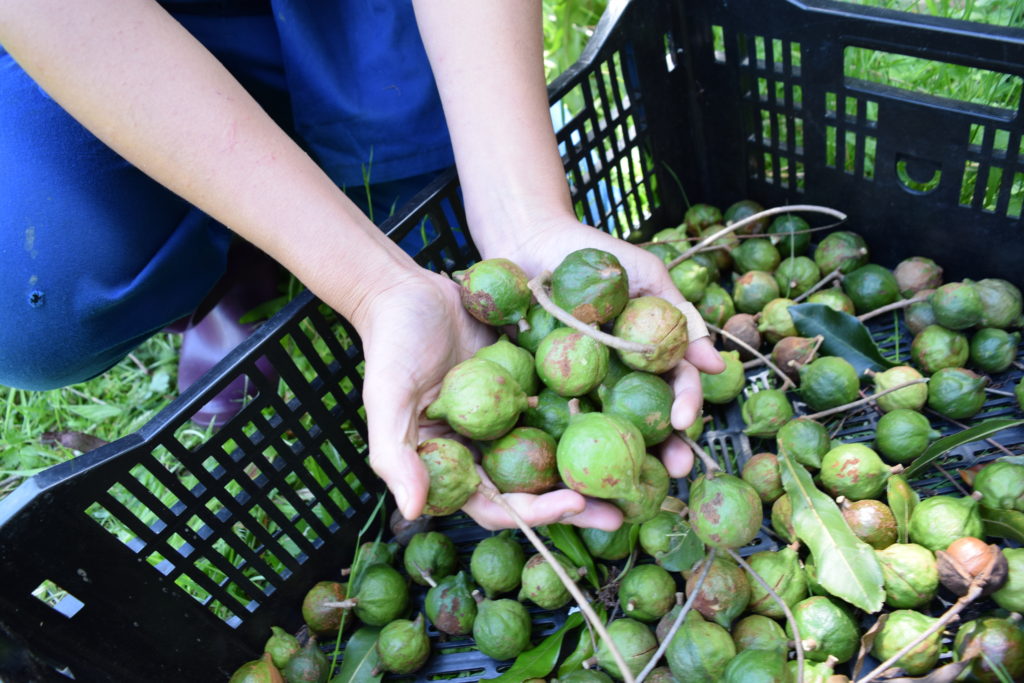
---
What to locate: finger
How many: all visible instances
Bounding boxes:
[657,432,694,479]
[685,335,724,374]
[463,488,623,531]
[668,358,703,430]
[558,498,626,531]
[364,380,430,521]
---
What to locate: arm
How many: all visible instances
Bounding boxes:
[0,0,410,323]
[0,0,614,529]
[412,2,726,504]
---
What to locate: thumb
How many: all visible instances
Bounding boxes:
[364,378,430,521]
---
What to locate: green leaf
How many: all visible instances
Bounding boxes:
[981,507,1024,543]
[66,403,124,421]
[488,612,584,682]
[903,418,1024,478]
[557,604,605,677]
[779,453,885,613]
[329,627,382,683]
[788,303,896,378]
[546,524,599,589]
[655,518,705,573]
[887,475,920,544]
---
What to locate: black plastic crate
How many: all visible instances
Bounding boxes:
[2,0,1023,680]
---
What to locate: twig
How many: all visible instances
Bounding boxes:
[526,272,655,355]
[792,268,843,304]
[706,323,795,390]
[478,484,634,683]
[637,221,846,248]
[726,548,804,683]
[678,433,722,477]
[802,379,929,421]
[924,408,1016,458]
[666,205,848,269]
[856,294,929,323]
[634,549,717,683]
[856,584,982,682]
[933,463,971,498]
[985,387,1015,398]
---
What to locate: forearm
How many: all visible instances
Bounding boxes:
[411,0,575,256]
[0,0,420,331]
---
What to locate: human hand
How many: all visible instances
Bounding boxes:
[355,269,623,530]
[478,214,726,479]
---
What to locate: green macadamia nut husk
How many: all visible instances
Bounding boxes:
[746,546,808,618]
[875,543,939,609]
[551,248,630,325]
[480,427,559,495]
[376,615,431,674]
[557,412,646,503]
[872,610,942,676]
[613,296,690,374]
[535,327,610,397]
[872,365,927,412]
[418,438,480,516]
[689,473,763,549]
[426,357,529,440]
[685,554,751,628]
[453,258,531,326]
[474,334,539,394]
[620,563,677,622]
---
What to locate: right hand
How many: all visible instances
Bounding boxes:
[354,269,623,531]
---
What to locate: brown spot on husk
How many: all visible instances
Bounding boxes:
[700,492,724,524]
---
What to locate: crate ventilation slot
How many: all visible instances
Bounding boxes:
[735,31,806,190]
[555,46,658,239]
[32,580,84,619]
[79,373,376,624]
[960,123,1024,218]
[824,92,878,181]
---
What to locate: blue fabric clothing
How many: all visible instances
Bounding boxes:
[0,2,454,390]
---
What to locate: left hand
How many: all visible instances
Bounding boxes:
[480,214,726,479]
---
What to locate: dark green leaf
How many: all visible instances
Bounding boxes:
[887,475,919,544]
[546,524,599,589]
[981,507,1024,543]
[557,605,605,677]
[655,518,705,573]
[488,612,584,682]
[903,418,1024,478]
[779,453,885,613]
[788,303,896,377]
[330,627,382,683]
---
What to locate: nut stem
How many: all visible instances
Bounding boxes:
[792,268,844,304]
[801,378,929,421]
[527,272,655,354]
[677,433,721,476]
[706,323,795,390]
[857,584,983,683]
[478,483,635,683]
[725,548,805,683]
[667,205,848,269]
[856,293,929,323]
[634,548,718,683]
